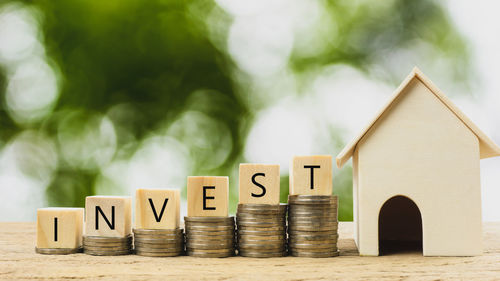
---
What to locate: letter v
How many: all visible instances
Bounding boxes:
[148,198,168,222]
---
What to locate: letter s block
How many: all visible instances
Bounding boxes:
[85,196,132,237]
[187,176,228,217]
[289,155,332,195]
[36,208,84,249]
[135,189,180,229]
[239,164,280,204]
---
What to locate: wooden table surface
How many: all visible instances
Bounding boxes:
[0,222,499,280]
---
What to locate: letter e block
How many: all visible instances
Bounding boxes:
[36,208,84,249]
[187,176,228,217]
[135,188,180,229]
[290,155,332,195]
[85,196,131,237]
[239,164,280,204]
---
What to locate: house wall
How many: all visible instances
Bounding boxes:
[355,78,482,256]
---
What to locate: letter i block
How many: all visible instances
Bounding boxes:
[36,208,84,249]
[290,155,333,195]
[85,196,132,237]
[135,189,180,229]
[187,176,228,217]
[239,164,280,204]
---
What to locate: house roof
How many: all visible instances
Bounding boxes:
[336,67,500,168]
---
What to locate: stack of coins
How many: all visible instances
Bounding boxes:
[288,195,339,258]
[35,247,82,255]
[236,204,288,258]
[184,217,235,258]
[83,235,132,256]
[133,228,184,257]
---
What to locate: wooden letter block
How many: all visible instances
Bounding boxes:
[85,196,131,237]
[135,189,180,229]
[289,155,332,195]
[239,164,280,204]
[36,208,84,249]
[187,176,228,217]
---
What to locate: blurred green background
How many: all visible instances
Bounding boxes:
[0,0,471,221]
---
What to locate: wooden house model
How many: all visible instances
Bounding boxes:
[336,67,500,256]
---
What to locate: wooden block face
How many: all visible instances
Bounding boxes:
[85,196,131,237]
[135,189,180,229]
[239,164,280,204]
[36,208,84,249]
[289,155,332,195]
[187,176,228,217]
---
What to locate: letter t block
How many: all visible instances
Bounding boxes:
[85,196,132,237]
[135,188,180,229]
[289,155,332,195]
[36,207,84,249]
[187,176,228,217]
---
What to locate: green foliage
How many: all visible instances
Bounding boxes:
[0,0,470,220]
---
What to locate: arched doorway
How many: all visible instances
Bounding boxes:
[378,196,422,255]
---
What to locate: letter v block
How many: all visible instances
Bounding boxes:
[85,196,132,237]
[135,189,180,229]
[187,176,228,217]
[239,164,280,204]
[290,155,332,195]
[36,208,84,249]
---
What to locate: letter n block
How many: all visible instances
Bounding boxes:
[85,196,132,237]
[187,176,228,217]
[289,155,332,195]
[239,164,280,204]
[36,208,84,249]
[135,189,180,229]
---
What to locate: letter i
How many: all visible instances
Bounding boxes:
[54,217,58,242]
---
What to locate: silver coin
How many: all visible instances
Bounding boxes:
[133,228,183,235]
[83,235,132,243]
[289,245,337,251]
[35,247,82,255]
[236,217,286,223]
[289,250,339,258]
[186,233,234,240]
[288,221,338,227]
[238,250,287,258]
[236,213,286,219]
[185,225,234,231]
[83,240,132,246]
[135,250,183,257]
[237,234,285,241]
[135,241,183,248]
[238,244,285,251]
[186,248,234,254]
[186,250,233,258]
[288,225,338,231]
[238,204,287,211]
[288,213,337,220]
[134,233,183,239]
[237,225,286,231]
[84,249,131,256]
[134,237,182,243]
[238,239,285,245]
[135,245,183,252]
[83,245,131,251]
[288,234,338,241]
[288,195,337,203]
[288,205,338,210]
[289,242,338,249]
[184,216,234,223]
[237,229,285,236]
[186,240,235,246]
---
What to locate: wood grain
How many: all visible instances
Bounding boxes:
[2,222,498,280]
